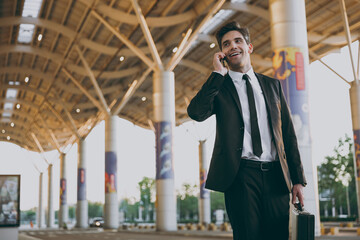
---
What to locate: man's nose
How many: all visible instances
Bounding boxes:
[229,41,238,49]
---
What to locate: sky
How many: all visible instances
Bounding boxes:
[0,41,358,211]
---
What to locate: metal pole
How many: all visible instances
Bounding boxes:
[269,0,320,235]
[153,70,177,231]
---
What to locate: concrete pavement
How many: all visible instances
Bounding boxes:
[19,228,360,240]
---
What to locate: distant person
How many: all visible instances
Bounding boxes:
[187,21,307,240]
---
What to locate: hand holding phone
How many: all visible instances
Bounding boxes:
[221,57,228,68]
[213,52,228,75]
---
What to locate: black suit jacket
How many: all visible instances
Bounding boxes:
[187,72,306,193]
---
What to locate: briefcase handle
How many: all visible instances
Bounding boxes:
[294,202,303,212]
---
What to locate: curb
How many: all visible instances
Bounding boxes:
[117,229,233,239]
[18,233,42,240]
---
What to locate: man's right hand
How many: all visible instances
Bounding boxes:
[213,52,228,76]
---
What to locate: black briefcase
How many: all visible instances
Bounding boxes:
[291,203,315,240]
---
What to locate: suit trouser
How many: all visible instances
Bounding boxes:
[224,160,290,240]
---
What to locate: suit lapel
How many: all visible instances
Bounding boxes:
[223,74,243,118]
[255,72,271,111]
[255,72,277,146]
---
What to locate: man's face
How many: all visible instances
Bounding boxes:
[221,30,253,72]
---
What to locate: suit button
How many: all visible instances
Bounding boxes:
[237,147,242,152]
[240,127,244,130]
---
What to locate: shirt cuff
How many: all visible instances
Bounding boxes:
[213,70,225,76]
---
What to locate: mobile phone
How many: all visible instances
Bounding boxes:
[221,57,228,67]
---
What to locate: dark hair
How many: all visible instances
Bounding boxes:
[215,21,251,49]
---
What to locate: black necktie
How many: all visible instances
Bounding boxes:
[243,74,263,157]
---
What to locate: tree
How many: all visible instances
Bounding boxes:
[317,135,357,218]
[20,209,36,223]
[137,177,155,222]
[210,190,226,222]
[119,198,139,222]
[68,205,75,220]
[210,191,225,211]
[88,202,103,218]
[177,183,199,222]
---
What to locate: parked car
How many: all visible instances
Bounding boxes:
[90,217,104,227]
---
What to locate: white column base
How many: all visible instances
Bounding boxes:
[301,146,321,236]
[199,198,211,224]
[59,205,68,228]
[156,179,177,231]
[76,200,88,228]
[104,193,119,229]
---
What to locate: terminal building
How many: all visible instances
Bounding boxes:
[0,0,360,239]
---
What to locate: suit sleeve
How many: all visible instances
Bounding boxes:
[187,72,225,122]
[279,81,307,186]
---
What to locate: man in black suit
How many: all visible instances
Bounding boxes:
[187,21,307,240]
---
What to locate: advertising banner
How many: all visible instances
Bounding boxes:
[155,121,174,180]
[0,175,20,227]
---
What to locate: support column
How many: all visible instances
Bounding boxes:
[348,82,360,219]
[104,115,118,229]
[269,0,320,235]
[59,153,68,228]
[153,70,177,231]
[198,140,211,224]
[38,172,45,228]
[76,138,88,228]
[47,164,54,228]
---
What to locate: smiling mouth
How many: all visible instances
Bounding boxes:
[228,52,242,57]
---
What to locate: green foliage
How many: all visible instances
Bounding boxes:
[210,191,226,222]
[20,209,36,222]
[210,191,225,211]
[88,202,103,218]
[26,210,36,220]
[68,205,75,219]
[119,198,140,222]
[137,177,155,222]
[177,183,198,222]
[138,177,155,204]
[317,135,357,217]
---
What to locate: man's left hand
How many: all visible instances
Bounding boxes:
[291,184,304,207]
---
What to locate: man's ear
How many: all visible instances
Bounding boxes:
[248,43,253,54]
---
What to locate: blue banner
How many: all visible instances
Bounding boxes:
[105,151,117,193]
[155,121,174,179]
[77,168,86,201]
[273,47,311,146]
[60,178,66,205]
[199,169,209,199]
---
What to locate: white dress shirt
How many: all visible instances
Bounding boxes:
[228,68,277,162]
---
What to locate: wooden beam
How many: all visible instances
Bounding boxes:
[75,45,110,114]
[131,0,163,70]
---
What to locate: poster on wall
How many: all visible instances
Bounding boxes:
[0,175,20,227]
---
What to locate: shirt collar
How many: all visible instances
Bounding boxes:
[229,68,256,82]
